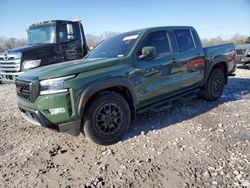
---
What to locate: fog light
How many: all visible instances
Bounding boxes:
[49,108,66,115]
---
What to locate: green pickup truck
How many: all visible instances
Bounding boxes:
[16,26,236,145]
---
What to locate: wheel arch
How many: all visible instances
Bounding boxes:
[78,77,137,122]
[206,55,228,85]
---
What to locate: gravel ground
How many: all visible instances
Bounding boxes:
[0,67,250,188]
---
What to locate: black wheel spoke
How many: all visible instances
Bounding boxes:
[97,113,106,122]
[113,117,118,123]
[101,122,108,131]
[104,104,112,114]
[109,123,115,133]
[213,76,223,93]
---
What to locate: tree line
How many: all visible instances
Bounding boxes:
[0,37,27,51]
[0,33,248,51]
[202,34,248,47]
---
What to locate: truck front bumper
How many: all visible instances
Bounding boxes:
[236,55,250,64]
[1,72,23,83]
[19,104,81,136]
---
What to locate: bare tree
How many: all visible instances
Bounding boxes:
[86,31,119,49]
[0,31,119,52]
[100,31,119,39]
[0,32,248,52]
[85,34,103,49]
[0,37,27,51]
[230,34,247,45]
[202,34,248,46]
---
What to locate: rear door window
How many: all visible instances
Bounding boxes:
[174,30,195,52]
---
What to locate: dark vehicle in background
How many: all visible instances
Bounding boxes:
[16,26,237,145]
[236,36,250,68]
[0,20,88,83]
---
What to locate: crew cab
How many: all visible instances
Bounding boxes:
[0,20,88,83]
[16,26,236,145]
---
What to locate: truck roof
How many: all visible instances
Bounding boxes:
[138,26,194,32]
[30,20,81,28]
[125,26,195,34]
[116,26,195,38]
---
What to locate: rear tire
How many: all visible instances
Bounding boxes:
[83,91,131,145]
[202,68,225,101]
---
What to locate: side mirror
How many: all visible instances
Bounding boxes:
[139,46,156,60]
[67,24,73,35]
[67,23,74,40]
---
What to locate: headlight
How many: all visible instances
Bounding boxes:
[23,59,41,70]
[40,75,75,95]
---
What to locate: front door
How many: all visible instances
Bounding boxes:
[57,22,82,61]
[135,31,182,106]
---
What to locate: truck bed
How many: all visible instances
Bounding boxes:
[203,43,236,74]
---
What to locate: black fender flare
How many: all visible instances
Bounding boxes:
[78,77,137,119]
[204,55,228,85]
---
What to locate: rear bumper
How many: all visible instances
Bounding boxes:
[1,72,23,83]
[18,104,81,136]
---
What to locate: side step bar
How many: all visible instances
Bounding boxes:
[137,88,200,114]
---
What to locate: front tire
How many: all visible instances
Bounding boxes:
[83,91,131,145]
[202,68,225,101]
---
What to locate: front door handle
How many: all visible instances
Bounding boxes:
[162,58,176,67]
[144,68,159,77]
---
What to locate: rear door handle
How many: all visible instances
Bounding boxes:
[162,58,176,67]
[170,58,176,64]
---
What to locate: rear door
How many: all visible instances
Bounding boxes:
[173,29,205,89]
[136,30,182,106]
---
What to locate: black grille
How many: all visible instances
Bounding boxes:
[16,81,31,101]
[16,79,39,103]
[0,57,15,61]
[236,49,246,55]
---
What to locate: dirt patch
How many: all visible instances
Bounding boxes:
[0,67,250,187]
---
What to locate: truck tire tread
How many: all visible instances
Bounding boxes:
[83,91,131,145]
[202,68,225,101]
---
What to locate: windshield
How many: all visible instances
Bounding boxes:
[27,24,56,45]
[88,31,142,59]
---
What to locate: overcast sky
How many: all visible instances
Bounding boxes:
[0,0,249,39]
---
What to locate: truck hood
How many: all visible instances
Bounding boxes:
[6,43,57,68]
[236,44,250,49]
[7,43,55,53]
[18,57,119,80]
